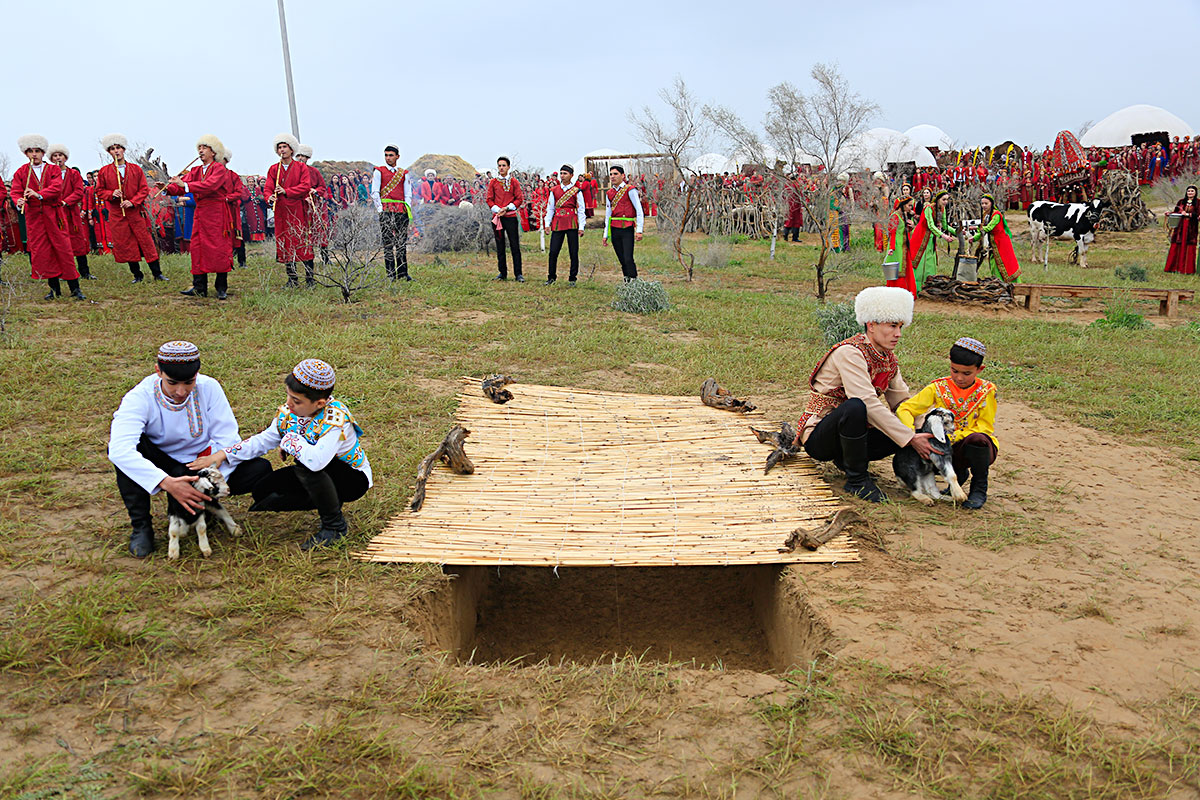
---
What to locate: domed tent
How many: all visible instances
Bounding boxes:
[1079,105,1194,147]
[844,128,936,171]
[903,124,955,152]
[690,153,735,174]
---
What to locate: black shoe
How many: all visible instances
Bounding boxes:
[129,525,155,558]
[283,279,299,289]
[81,273,98,280]
[840,433,887,503]
[963,443,990,509]
[400,275,413,282]
[544,279,556,285]
[131,275,144,284]
[179,287,207,297]
[216,290,228,300]
[515,275,525,282]
[492,275,508,281]
[153,273,169,282]
[43,291,57,301]
[70,289,87,301]
[301,526,346,551]
[568,279,577,286]
[305,280,316,290]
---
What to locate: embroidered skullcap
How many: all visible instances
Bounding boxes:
[292,359,335,390]
[855,286,914,326]
[157,340,200,362]
[954,337,986,358]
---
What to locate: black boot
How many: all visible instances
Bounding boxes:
[77,255,95,279]
[235,245,246,268]
[215,272,228,300]
[44,278,62,300]
[149,260,167,281]
[304,260,316,288]
[292,464,348,550]
[67,279,86,300]
[284,263,299,289]
[963,443,990,509]
[180,274,208,297]
[116,470,155,557]
[840,433,887,503]
[129,262,144,283]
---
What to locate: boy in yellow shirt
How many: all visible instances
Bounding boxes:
[896,337,997,508]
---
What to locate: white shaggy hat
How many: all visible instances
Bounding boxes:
[855,286,913,326]
[222,148,233,164]
[196,134,225,159]
[273,132,300,154]
[101,133,128,151]
[424,168,436,177]
[296,144,313,158]
[17,134,48,153]
[46,143,70,159]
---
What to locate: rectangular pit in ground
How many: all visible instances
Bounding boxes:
[410,565,835,673]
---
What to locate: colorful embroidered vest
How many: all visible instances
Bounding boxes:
[796,334,898,434]
[932,377,995,433]
[273,399,367,469]
[549,183,581,231]
[608,183,636,227]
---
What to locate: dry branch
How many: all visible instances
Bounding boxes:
[700,378,756,413]
[920,276,1014,305]
[410,425,475,511]
[482,374,514,404]
[781,508,862,552]
[750,422,801,473]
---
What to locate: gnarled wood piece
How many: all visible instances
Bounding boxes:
[749,422,800,473]
[410,425,475,511]
[482,374,514,404]
[920,276,1014,305]
[781,509,862,552]
[701,378,757,413]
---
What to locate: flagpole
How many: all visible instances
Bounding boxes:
[277,0,301,140]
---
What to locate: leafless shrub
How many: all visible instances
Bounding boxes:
[696,238,733,268]
[311,204,388,303]
[413,204,493,253]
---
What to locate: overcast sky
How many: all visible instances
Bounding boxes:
[3,0,1195,178]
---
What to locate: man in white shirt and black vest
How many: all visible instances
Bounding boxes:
[369,145,414,281]
[543,164,586,284]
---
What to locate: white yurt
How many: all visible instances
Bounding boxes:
[903,123,955,151]
[1079,105,1194,147]
[690,152,735,174]
[844,128,937,171]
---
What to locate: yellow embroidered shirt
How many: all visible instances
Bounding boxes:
[896,376,998,446]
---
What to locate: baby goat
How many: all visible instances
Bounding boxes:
[893,408,969,505]
[165,466,242,559]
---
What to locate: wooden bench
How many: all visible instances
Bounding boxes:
[1010,284,1195,318]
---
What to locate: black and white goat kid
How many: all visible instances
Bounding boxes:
[166,466,242,559]
[893,408,968,505]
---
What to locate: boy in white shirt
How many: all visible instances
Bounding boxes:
[196,359,372,550]
[108,341,272,557]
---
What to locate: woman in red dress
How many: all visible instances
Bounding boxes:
[1165,185,1199,275]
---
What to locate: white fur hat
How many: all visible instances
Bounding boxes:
[424,168,436,177]
[273,132,300,154]
[196,134,225,159]
[101,133,128,151]
[222,148,233,164]
[296,144,313,158]
[17,134,48,153]
[46,143,70,159]
[855,286,913,326]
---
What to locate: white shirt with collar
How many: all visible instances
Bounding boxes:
[543,174,586,231]
[370,164,414,213]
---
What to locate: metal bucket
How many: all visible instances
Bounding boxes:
[955,255,979,282]
[882,260,900,281]
[1167,213,1185,230]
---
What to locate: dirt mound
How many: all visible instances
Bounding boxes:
[407,153,479,181]
[311,159,374,179]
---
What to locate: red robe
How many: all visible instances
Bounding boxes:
[266,160,313,262]
[306,165,332,247]
[96,162,159,262]
[9,163,77,279]
[224,168,250,247]
[1165,198,1199,275]
[59,166,89,257]
[0,178,22,254]
[166,161,232,274]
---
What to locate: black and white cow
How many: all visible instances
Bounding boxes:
[1028,199,1108,269]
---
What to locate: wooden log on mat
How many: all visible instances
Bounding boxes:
[410,425,475,511]
[482,374,514,404]
[700,378,757,413]
[781,509,862,552]
[750,422,801,473]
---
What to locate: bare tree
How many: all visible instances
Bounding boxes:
[706,64,878,300]
[629,77,705,281]
[311,203,389,302]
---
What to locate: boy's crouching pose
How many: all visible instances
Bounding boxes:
[197,359,372,549]
[896,337,998,508]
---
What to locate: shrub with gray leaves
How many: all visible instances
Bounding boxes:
[612,279,670,314]
[814,301,860,345]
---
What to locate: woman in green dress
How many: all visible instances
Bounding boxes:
[907,189,955,291]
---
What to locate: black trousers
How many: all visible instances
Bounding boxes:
[802,398,903,465]
[250,458,369,510]
[610,225,638,279]
[547,229,579,281]
[114,435,272,523]
[494,215,522,278]
[380,211,409,278]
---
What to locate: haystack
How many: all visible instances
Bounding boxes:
[407,153,479,181]
[311,159,374,180]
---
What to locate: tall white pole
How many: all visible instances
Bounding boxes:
[276,0,300,139]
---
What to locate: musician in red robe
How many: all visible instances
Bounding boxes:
[266,133,314,287]
[486,157,524,281]
[10,134,84,300]
[46,144,94,280]
[96,134,165,283]
[295,144,332,264]
[162,134,232,299]
[221,148,251,268]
